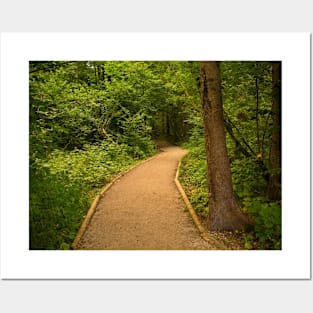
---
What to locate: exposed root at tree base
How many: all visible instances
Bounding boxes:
[207,208,253,232]
[207,230,246,250]
[190,212,246,250]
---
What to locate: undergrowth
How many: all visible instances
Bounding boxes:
[179,143,281,250]
[30,140,155,250]
[179,144,209,218]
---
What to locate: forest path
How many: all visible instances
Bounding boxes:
[76,145,215,250]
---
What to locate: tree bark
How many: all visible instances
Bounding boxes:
[267,62,281,201]
[200,61,250,231]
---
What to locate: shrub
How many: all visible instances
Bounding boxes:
[231,158,268,200]
[30,139,156,250]
[242,198,281,249]
[179,145,209,217]
[29,167,90,249]
[117,111,155,158]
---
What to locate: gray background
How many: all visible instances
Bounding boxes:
[1,0,312,312]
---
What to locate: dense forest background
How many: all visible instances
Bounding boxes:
[29,61,281,250]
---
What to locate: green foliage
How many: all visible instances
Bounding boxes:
[30,61,170,249]
[179,143,209,218]
[180,140,281,249]
[189,189,209,217]
[29,61,199,155]
[231,158,268,200]
[30,140,153,250]
[29,167,90,250]
[148,61,200,142]
[242,199,281,249]
[117,111,154,158]
[221,62,273,160]
[40,140,135,188]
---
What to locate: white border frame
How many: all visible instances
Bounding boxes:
[0,33,311,279]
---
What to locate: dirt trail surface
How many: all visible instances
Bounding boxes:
[76,146,215,250]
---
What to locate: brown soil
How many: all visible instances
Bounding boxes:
[76,146,243,250]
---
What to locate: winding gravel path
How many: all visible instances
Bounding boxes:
[76,146,213,250]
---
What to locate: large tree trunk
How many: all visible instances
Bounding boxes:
[200,61,250,231]
[267,62,281,201]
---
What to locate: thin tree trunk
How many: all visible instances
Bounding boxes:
[255,65,260,155]
[200,61,250,231]
[163,113,167,136]
[260,111,271,158]
[267,62,281,201]
[166,114,170,137]
[224,110,256,156]
[94,66,98,85]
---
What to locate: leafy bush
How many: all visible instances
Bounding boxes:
[117,111,155,158]
[179,145,209,217]
[231,158,268,200]
[189,188,209,217]
[40,140,135,188]
[30,139,156,250]
[29,167,90,250]
[242,198,281,249]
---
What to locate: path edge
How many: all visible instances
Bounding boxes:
[174,157,227,250]
[71,151,162,250]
